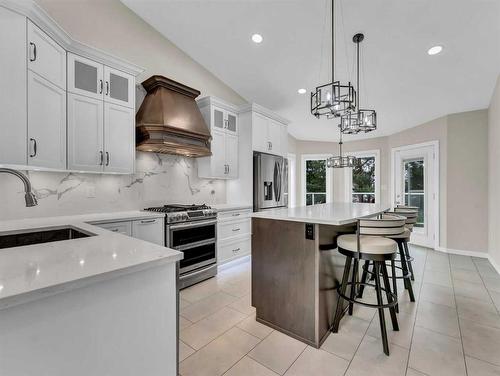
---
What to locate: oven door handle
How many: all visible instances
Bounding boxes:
[173,238,216,251]
[169,219,217,230]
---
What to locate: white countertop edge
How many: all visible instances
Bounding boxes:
[213,204,253,212]
[0,254,180,311]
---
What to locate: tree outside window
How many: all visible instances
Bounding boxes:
[352,157,376,203]
[305,160,327,205]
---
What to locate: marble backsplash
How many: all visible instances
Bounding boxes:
[0,152,226,220]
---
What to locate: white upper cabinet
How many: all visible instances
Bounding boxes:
[104,103,135,173]
[27,20,66,90]
[67,93,104,172]
[68,54,104,100]
[104,66,134,108]
[225,133,238,179]
[251,112,286,156]
[197,97,239,179]
[27,71,66,169]
[0,7,27,165]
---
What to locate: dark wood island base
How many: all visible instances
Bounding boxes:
[251,217,356,348]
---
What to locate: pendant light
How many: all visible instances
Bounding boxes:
[341,33,377,134]
[327,127,358,168]
[311,0,356,119]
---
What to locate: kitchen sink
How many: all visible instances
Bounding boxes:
[0,227,94,249]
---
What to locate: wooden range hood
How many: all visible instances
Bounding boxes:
[136,75,212,157]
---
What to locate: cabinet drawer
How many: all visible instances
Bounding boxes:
[218,218,251,240]
[95,221,132,236]
[218,236,250,264]
[217,209,252,222]
[27,20,66,90]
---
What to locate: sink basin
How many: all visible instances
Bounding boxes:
[0,227,94,249]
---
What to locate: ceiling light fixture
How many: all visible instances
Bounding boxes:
[298,88,307,94]
[251,34,263,44]
[327,128,358,168]
[311,0,356,119]
[427,45,443,55]
[340,33,377,135]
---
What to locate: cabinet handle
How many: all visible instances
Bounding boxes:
[99,151,104,165]
[29,42,37,62]
[105,81,109,95]
[140,219,156,224]
[232,228,241,232]
[111,229,119,232]
[231,213,240,217]
[232,248,241,253]
[270,142,273,150]
[29,138,37,158]
[227,165,230,174]
[99,80,103,94]
[105,152,110,166]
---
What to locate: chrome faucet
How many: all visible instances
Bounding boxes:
[0,168,38,207]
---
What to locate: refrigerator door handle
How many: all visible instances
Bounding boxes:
[273,161,279,202]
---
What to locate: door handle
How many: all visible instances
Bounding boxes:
[29,42,37,62]
[99,151,104,165]
[140,219,156,224]
[105,152,110,166]
[29,138,37,158]
[99,79,103,94]
[105,81,109,96]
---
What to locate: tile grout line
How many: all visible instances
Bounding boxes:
[403,245,428,376]
[472,258,500,316]
[449,254,469,376]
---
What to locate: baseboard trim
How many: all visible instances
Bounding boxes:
[436,246,489,259]
[217,255,251,272]
[488,255,500,275]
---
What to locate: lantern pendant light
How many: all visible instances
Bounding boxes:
[311,0,356,119]
[341,33,377,134]
[327,127,358,168]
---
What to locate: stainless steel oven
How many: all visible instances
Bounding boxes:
[167,218,217,276]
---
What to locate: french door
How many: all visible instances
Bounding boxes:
[392,142,439,248]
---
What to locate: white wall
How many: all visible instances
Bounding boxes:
[489,75,500,266]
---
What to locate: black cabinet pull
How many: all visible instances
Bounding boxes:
[29,42,37,62]
[105,152,110,166]
[29,138,37,158]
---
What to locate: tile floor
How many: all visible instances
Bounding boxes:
[178,246,500,376]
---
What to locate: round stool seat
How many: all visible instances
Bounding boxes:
[338,234,397,254]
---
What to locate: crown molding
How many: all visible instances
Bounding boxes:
[237,102,290,125]
[196,96,240,113]
[0,0,144,76]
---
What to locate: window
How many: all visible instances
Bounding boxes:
[302,155,332,206]
[345,150,380,204]
[404,159,424,227]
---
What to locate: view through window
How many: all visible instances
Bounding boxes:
[352,156,376,203]
[305,159,327,205]
[404,159,425,227]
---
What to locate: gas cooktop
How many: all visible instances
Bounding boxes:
[144,204,216,223]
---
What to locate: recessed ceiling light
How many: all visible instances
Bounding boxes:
[427,45,443,55]
[251,34,263,44]
[297,88,307,94]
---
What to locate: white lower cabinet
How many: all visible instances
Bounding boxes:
[131,218,164,246]
[27,70,66,169]
[217,208,252,265]
[93,217,165,246]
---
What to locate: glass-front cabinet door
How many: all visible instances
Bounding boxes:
[226,111,238,134]
[67,53,103,100]
[212,107,225,130]
[104,66,134,109]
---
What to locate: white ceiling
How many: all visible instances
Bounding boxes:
[121,0,500,142]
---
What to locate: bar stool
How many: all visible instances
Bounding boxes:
[332,215,407,356]
[357,214,415,312]
[393,206,419,281]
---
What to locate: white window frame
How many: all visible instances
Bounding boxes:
[287,153,297,208]
[301,154,333,206]
[344,149,380,204]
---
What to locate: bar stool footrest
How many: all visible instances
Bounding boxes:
[337,281,398,309]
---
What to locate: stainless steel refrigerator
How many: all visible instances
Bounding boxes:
[253,152,288,211]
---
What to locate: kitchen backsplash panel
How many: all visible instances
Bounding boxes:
[0,152,225,220]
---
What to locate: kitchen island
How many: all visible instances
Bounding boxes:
[251,202,388,348]
[0,212,182,376]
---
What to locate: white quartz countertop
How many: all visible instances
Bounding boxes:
[213,203,253,212]
[252,202,390,225]
[0,211,182,310]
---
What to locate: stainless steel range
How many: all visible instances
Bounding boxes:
[144,204,217,289]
